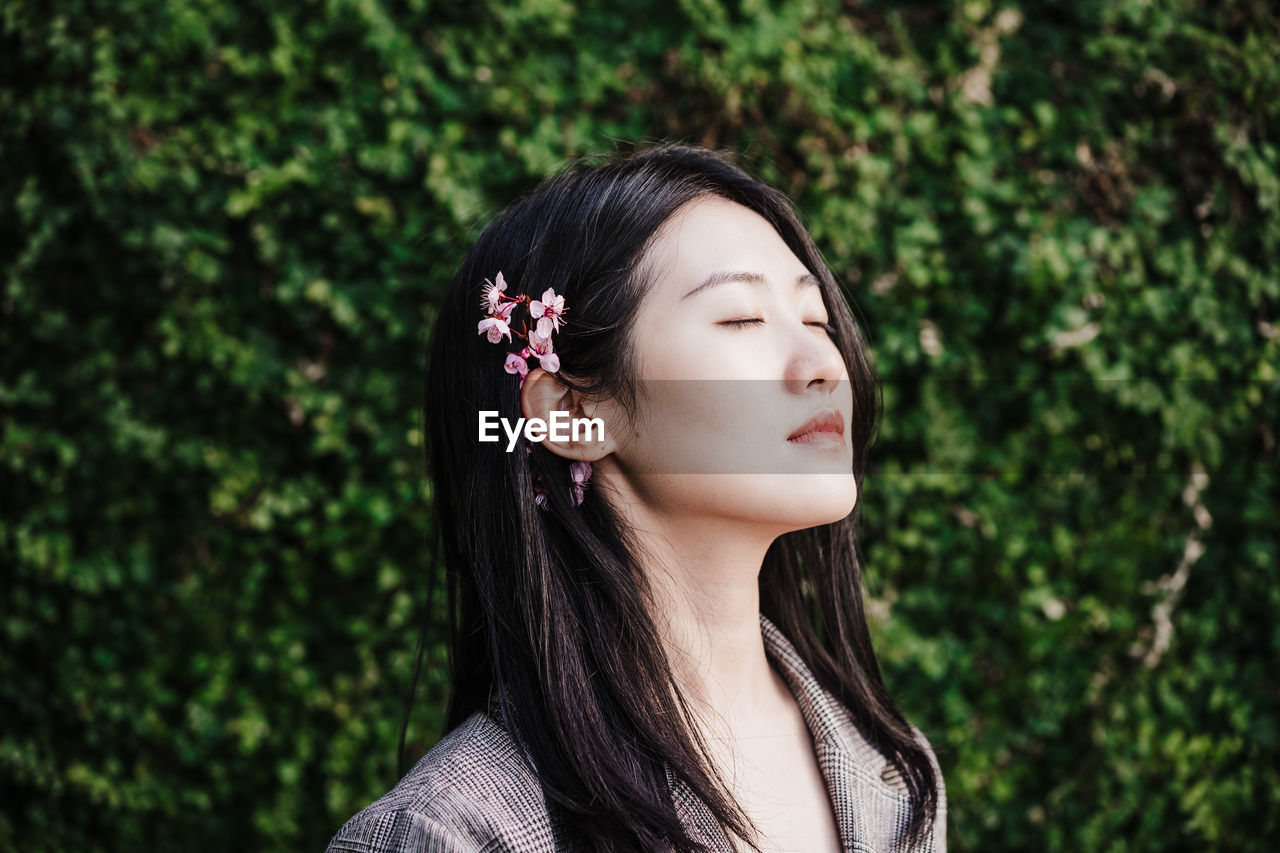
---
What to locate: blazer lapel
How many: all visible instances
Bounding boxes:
[665,614,917,852]
[760,613,916,852]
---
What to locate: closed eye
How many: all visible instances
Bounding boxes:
[720,318,835,334]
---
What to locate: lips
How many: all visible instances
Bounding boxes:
[787,409,846,444]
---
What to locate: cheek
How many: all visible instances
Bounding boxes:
[618,381,775,476]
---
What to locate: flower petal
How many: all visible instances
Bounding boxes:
[504,353,529,376]
[528,329,552,354]
[478,317,510,343]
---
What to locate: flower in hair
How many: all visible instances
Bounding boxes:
[478,272,590,508]
[530,288,566,338]
[482,271,508,313]
[503,352,529,379]
[569,461,592,507]
[477,275,567,383]
[525,329,560,374]
[477,313,512,344]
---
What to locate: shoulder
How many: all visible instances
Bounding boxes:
[325,712,563,853]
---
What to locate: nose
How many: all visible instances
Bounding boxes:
[783,319,845,397]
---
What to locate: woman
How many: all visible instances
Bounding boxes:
[326,144,945,852]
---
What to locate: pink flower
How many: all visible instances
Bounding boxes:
[492,298,515,322]
[526,330,559,373]
[570,461,593,506]
[482,272,508,313]
[472,271,588,509]
[504,352,528,377]
[529,287,566,338]
[477,315,511,344]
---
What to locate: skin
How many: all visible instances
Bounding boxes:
[521,195,854,851]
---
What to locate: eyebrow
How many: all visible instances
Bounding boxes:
[680,271,820,301]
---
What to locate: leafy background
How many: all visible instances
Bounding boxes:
[2,0,1276,849]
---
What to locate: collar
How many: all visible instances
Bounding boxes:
[486,613,915,849]
[664,612,914,851]
[758,611,906,792]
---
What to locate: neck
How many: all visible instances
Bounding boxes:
[627,511,789,739]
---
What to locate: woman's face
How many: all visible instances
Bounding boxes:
[598,195,858,535]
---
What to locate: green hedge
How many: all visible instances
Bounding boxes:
[2,0,1276,849]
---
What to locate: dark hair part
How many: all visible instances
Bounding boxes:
[411,144,938,850]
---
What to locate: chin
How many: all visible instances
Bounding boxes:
[763,473,860,532]
[616,471,859,531]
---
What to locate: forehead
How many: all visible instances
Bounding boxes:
[640,196,810,294]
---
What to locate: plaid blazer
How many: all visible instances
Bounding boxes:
[326,614,947,852]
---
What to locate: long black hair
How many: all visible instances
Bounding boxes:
[410,143,938,851]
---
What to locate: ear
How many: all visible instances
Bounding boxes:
[519,368,618,462]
